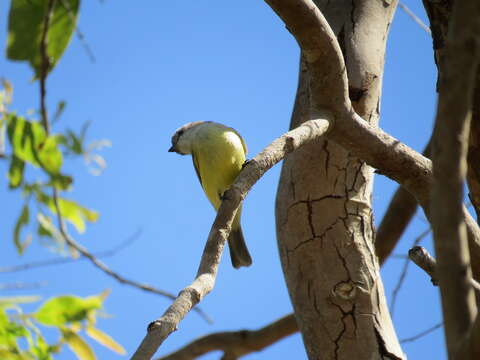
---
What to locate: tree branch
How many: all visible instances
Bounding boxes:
[133,1,480,357]
[409,245,480,293]
[263,0,480,280]
[398,2,431,35]
[467,69,480,222]
[131,119,330,359]
[156,314,298,360]
[429,0,479,355]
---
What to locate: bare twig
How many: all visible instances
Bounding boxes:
[398,2,431,35]
[400,323,443,344]
[156,314,298,360]
[408,246,438,285]
[409,246,480,292]
[0,228,141,273]
[131,119,330,359]
[390,228,431,316]
[36,3,211,324]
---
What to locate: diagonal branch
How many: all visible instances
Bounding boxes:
[131,119,331,359]
[398,2,431,35]
[156,314,298,360]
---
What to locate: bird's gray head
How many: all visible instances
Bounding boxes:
[168,121,204,155]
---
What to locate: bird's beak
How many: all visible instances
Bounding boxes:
[168,145,176,153]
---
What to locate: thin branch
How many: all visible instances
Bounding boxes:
[390,228,431,316]
[398,2,431,35]
[408,246,480,292]
[156,314,298,360]
[131,119,331,359]
[400,323,443,344]
[36,3,212,325]
[0,228,141,273]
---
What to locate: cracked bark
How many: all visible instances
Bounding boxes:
[275,1,403,359]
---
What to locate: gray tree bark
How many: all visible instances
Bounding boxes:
[275,1,404,359]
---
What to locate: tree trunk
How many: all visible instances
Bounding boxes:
[275,1,404,359]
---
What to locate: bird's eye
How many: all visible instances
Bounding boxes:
[178,130,184,136]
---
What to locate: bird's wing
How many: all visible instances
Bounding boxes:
[191,153,203,186]
[228,126,248,156]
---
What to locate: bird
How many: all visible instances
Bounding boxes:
[168,121,252,269]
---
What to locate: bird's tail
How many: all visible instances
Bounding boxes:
[228,222,252,269]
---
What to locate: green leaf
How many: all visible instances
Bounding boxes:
[8,155,25,188]
[6,114,63,174]
[37,192,99,233]
[13,204,29,254]
[30,335,54,360]
[0,308,29,355]
[35,295,102,327]
[85,326,125,355]
[62,329,95,360]
[48,173,73,190]
[37,213,55,239]
[7,0,80,78]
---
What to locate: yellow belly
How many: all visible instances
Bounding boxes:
[191,127,246,210]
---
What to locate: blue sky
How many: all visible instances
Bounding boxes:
[1,1,443,359]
